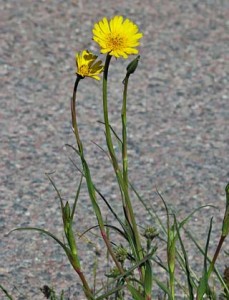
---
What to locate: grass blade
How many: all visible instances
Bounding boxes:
[144,259,153,298]
[196,217,213,299]
[179,205,216,230]
[0,285,14,300]
[71,174,83,220]
[10,227,71,257]
[174,216,194,299]
[127,285,145,300]
[45,172,64,212]
[95,284,126,300]
[185,229,229,295]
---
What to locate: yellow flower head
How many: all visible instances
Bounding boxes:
[75,50,104,80]
[92,16,143,59]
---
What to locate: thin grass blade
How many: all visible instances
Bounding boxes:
[0,285,14,300]
[45,172,64,212]
[185,229,229,295]
[144,259,153,298]
[174,216,194,299]
[10,227,71,257]
[196,217,213,299]
[71,174,83,220]
[179,205,216,230]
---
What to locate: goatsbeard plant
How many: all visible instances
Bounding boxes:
[8,15,229,300]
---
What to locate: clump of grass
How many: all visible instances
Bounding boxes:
[7,15,229,300]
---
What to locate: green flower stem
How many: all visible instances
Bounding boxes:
[71,75,84,153]
[71,77,125,278]
[102,55,127,207]
[121,74,143,263]
[102,56,127,213]
[102,55,144,281]
[122,75,129,194]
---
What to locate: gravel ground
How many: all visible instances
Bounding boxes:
[1,0,229,299]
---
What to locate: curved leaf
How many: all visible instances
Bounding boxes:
[9,227,71,257]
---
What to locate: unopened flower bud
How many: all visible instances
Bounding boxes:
[123,55,140,83]
[126,55,140,76]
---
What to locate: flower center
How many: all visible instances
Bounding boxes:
[79,65,89,76]
[107,33,125,50]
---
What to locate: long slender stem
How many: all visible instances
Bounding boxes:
[102,55,127,204]
[71,76,125,277]
[121,75,143,262]
[122,75,129,191]
[102,54,144,266]
[102,55,112,143]
[121,76,131,224]
[71,76,83,153]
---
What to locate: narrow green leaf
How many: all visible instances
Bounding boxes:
[65,145,139,263]
[95,284,125,300]
[174,216,194,299]
[71,174,83,220]
[91,140,110,158]
[60,290,64,300]
[179,205,216,231]
[0,285,14,300]
[79,224,126,240]
[97,121,123,146]
[130,183,167,234]
[156,188,170,230]
[94,252,154,297]
[96,188,139,260]
[127,284,145,300]
[144,259,153,297]
[65,143,81,156]
[222,182,229,237]
[197,217,213,299]
[96,189,125,230]
[82,158,104,230]
[45,173,64,212]
[68,155,83,174]
[185,229,229,295]
[10,227,71,257]
[153,278,173,300]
